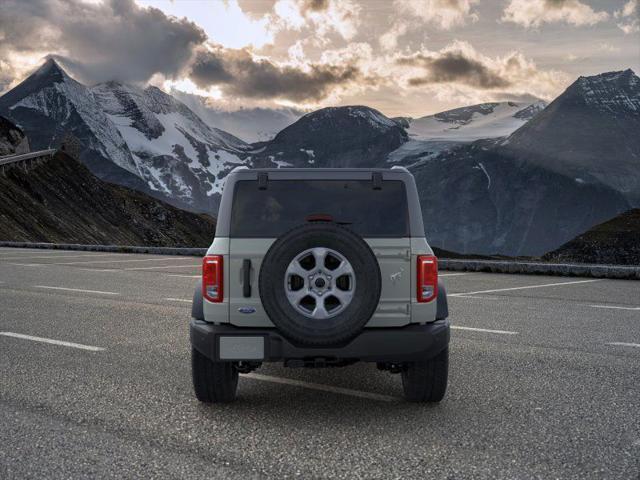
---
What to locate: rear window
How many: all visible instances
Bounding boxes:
[230,180,409,238]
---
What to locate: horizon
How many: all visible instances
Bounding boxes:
[1,0,638,117]
[6,56,638,121]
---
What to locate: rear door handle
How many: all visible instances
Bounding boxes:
[242,259,252,297]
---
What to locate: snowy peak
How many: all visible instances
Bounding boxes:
[290,105,400,136]
[0,59,137,175]
[31,58,71,84]
[407,101,546,142]
[250,105,407,169]
[570,69,640,114]
[0,59,252,212]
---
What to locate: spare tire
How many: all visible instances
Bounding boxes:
[259,223,381,346]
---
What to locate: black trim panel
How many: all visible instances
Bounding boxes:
[190,320,450,363]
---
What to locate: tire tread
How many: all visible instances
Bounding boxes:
[192,348,239,403]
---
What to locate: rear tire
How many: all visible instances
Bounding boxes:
[401,348,449,403]
[192,348,239,403]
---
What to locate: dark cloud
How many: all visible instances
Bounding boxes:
[0,0,205,84]
[397,51,511,89]
[190,47,360,102]
[302,0,330,13]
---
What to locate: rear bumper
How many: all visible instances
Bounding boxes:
[190,319,450,363]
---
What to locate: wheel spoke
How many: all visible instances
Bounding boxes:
[284,247,356,319]
[311,248,327,271]
[312,298,330,319]
[331,288,354,305]
[286,260,309,279]
[287,287,309,304]
[331,260,354,278]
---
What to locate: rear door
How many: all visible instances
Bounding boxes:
[226,177,412,327]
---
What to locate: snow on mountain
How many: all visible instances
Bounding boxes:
[171,90,302,143]
[406,101,546,142]
[91,81,249,203]
[0,59,251,212]
[4,59,137,174]
[248,106,408,169]
[409,70,640,256]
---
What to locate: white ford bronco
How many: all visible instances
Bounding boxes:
[190,168,450,402]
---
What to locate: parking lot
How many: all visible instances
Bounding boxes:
[0,246,639,479]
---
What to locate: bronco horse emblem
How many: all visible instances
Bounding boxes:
[390,268,404,284]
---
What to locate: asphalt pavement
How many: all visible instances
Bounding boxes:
[0,247,639,479]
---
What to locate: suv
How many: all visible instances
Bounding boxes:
[190,168,450,403]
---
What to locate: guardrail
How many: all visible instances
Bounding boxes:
[0,241,638,279]
[0,149,57,170]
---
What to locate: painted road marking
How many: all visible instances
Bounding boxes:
[165,274,201,278]
[590,305,640,311]
[14,257,187,266]
[451,295,500,300]
[243,373,398,402]
[34,285,119,295]
[452,325,518,335]
[0,253,124,261]
[165,298,192,303]
[79,268,119,272]
[0,332,105,351]
[606,342,640,348]
[449,279,600,297]
[124,264,199,271]
[438,273,470,277]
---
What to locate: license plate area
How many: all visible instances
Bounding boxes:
[218,336,265,360]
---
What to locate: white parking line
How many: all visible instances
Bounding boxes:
[15,257,187,266]
[438,273,470,277]
[606,342,640,348]
[0,249,70,255]
[79,268,119,272]
[34,285,119,295]
[165,274,201,278]
[451,325,518,335]
[165,298,192,303]
[0,332,105,351]
[449,279,600,297]
[0,253,123,261]
[124,264,199,271]
[451,295,499,300]
[242,373,398,402]
[590,305,640,311]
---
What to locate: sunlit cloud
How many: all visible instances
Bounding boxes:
[396,0,479,30]
[394,40,569,103]
[614,0,639,34]
[502,0,609,28]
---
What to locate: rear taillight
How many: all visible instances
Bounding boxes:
[417,255,438,303]
[202,255,223,302]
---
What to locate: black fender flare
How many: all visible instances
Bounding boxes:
[436,279,448,320]
[192,279,204,320]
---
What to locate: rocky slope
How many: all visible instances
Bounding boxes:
[0,59,250,213]
[408,70,639,256]
[248,106,408,168]
[502,69,640,204]
[543,209,640,265]
[0,150,215,246]
[0,116,29,156]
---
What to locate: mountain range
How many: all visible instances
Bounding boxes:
[1,59,638,256]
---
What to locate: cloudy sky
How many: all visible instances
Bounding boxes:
[1,0,638,116]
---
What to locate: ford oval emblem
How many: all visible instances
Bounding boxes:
[238,306,256,314]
